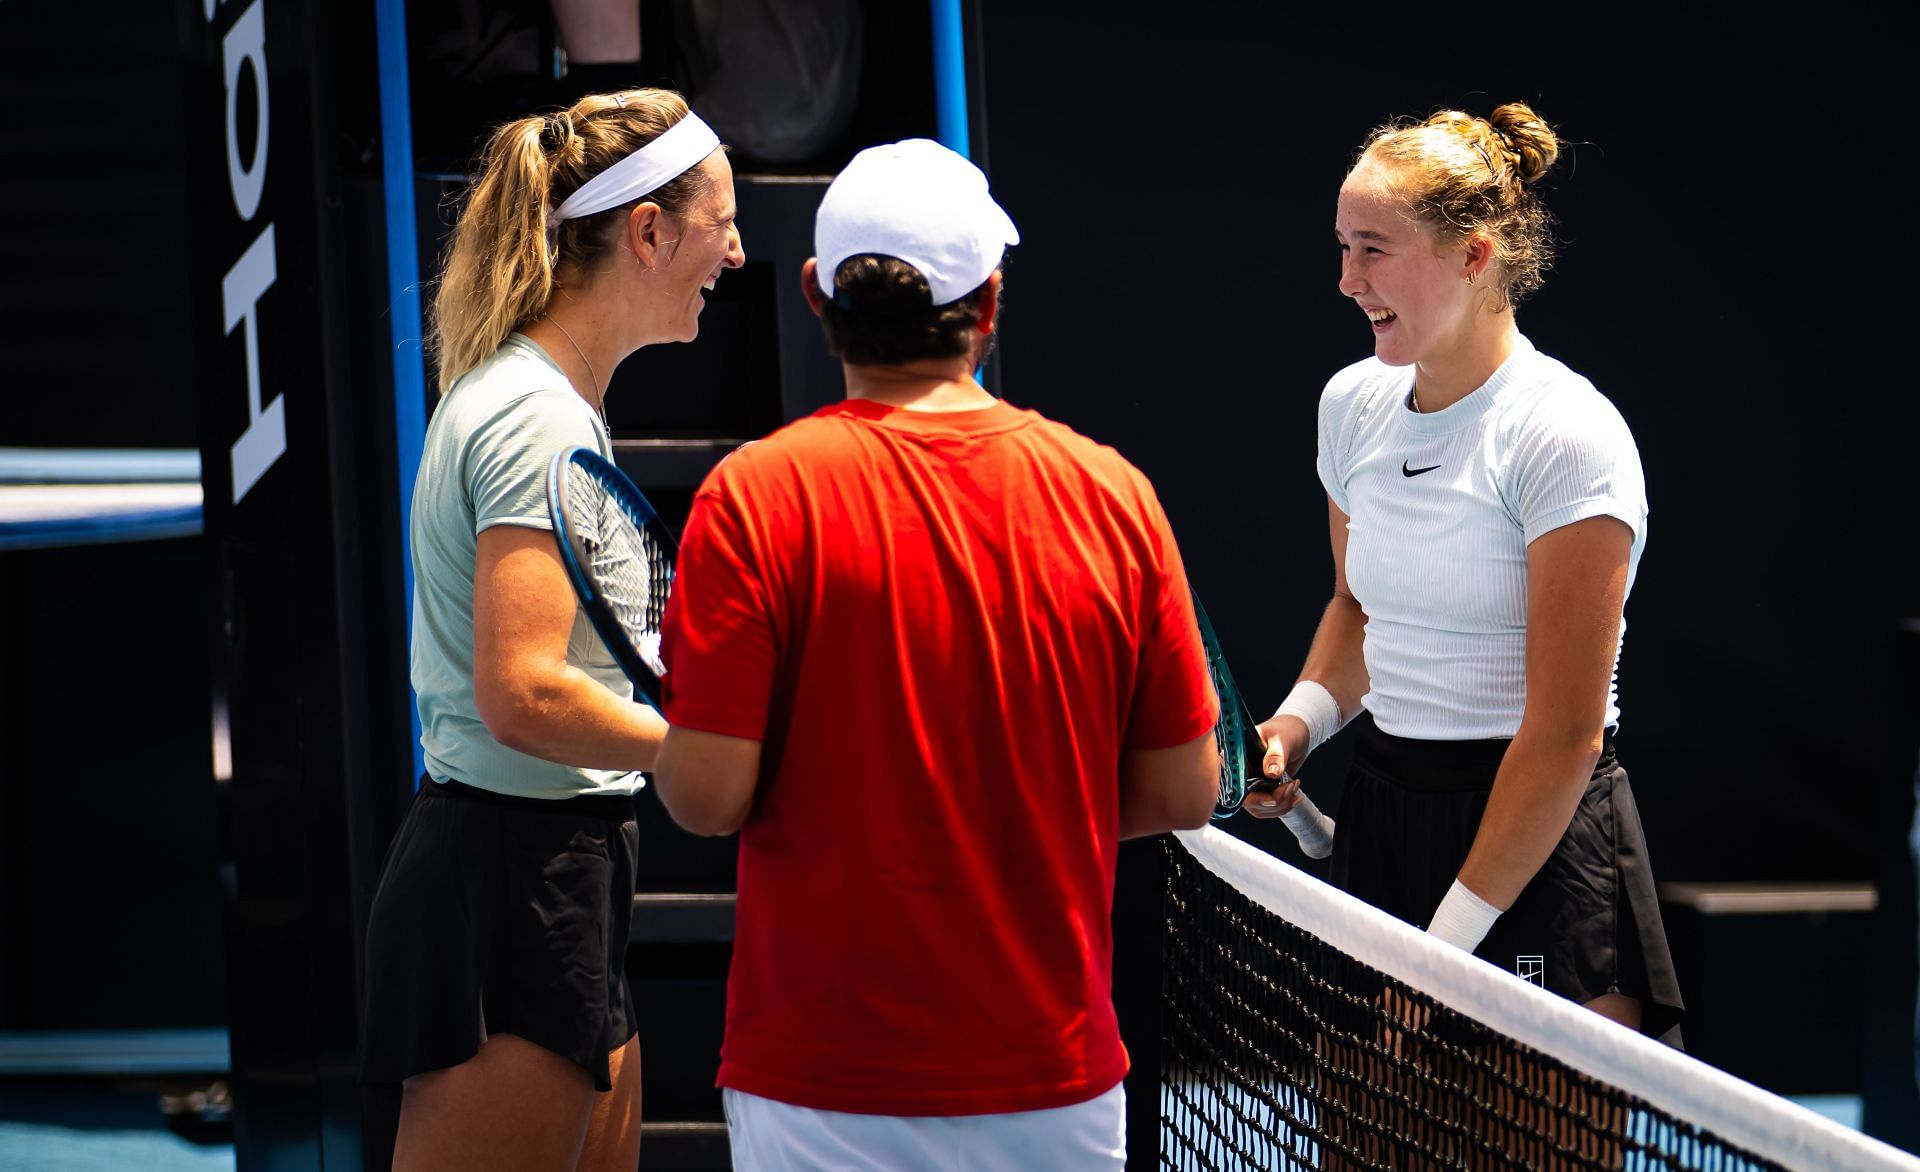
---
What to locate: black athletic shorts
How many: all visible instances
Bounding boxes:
[1330,714,1685,1045]
[359,777,640,1090]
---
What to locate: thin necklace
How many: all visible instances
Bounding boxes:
[1410,385,1423,413]
[546,314,608,435]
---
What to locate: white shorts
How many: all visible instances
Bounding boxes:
[723,1081,1127,1171]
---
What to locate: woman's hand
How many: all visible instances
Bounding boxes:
[1244,496,1368,821]
[1241,714,1309,817]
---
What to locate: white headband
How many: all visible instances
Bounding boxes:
[548,113,720,228]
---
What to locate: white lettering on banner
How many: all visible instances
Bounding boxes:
[213,0,283,504]
[222,1,268,222]
[225,224,282,503]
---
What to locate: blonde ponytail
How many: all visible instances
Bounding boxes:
[429,118,555,391]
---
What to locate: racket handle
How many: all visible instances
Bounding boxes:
[1280,794,1336,859]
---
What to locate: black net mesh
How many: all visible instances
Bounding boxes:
[1159,836,1784,1171]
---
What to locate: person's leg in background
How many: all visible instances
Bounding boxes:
[550,0,639,64]
[549,0,646,96]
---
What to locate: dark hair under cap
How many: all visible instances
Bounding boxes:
[817,254,999,366]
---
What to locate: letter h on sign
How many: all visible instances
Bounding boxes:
[218,0,283,504]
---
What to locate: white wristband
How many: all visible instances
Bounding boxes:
[1275,680,1347,754]
[1426,879,1501,953]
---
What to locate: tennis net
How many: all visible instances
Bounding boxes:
[1159,827,1919,1171]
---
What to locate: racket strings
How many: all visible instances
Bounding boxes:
[567,473,672,678]
[1206,654,1252,812]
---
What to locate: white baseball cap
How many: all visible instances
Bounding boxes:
[814,138,1020,306]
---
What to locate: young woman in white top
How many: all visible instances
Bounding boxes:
[1245,102,1682,1044]
[359,87,744,1172]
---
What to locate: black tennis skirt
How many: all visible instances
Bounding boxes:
[1330,714,1685,1046]
[359,778,640,1091]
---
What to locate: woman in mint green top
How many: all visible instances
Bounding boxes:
[360,86,743,1172]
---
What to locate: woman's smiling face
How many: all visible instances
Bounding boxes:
[649,152,745,343]
[1333,170,1479,369]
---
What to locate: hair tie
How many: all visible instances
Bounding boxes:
[539,112,568,155]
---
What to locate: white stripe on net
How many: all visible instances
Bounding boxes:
[571,476,671,678]
[1173,828,1920,1172]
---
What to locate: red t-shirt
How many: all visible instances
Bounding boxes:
[660,398,1217,1116]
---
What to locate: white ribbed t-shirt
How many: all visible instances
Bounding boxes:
[1316,336,1647,740]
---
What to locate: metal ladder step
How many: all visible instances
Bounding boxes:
[640,1120,731,1171]
[631,891,736,944]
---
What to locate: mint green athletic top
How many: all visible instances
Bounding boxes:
[409,333,642,799]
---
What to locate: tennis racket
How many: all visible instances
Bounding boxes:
[546,446,678,708]
[1190,588,1337,858]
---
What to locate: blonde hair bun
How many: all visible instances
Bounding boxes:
[1487,102,1559,186]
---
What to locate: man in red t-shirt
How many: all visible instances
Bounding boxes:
[654,138,1219,1169]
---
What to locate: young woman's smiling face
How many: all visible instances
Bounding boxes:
[1334,171,1480,369]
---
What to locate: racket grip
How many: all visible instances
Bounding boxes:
[1280,794,1336,859]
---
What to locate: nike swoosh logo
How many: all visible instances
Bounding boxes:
[1402,460,1442,478]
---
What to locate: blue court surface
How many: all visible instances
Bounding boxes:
[0,1083,234,1172]
[1791,1094,1865,1130]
